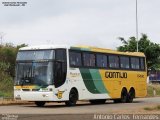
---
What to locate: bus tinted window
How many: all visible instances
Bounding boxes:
[108,55,119,68]
[96,54,107,68]
[56,49,66,61]
[83,53,95,67]
[140,58,145,70]
[69,52,82,66]
[120,56,130,69]
[131,57,140,69]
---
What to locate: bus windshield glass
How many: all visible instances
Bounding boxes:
[15,62,53,86]
[15,50,54,86]
[17,50,54,60]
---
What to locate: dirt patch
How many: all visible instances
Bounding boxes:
[0,100,34,106]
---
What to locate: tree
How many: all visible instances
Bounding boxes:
[0,43,27,97]
[117,34,160,69]
[0,43,28,77]
[16,43,28,50]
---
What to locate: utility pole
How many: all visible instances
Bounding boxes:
[136,0,139,52]
[0,32,6,45]
[0,35,2,45]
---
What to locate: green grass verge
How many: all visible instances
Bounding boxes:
[144,105,160,111]
[0,76,14,97]
[147,84,160,97]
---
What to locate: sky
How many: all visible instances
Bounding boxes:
[0,0,160,49]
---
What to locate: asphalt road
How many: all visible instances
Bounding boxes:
[0,97,160,120]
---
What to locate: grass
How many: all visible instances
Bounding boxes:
[147,84,160,97]
[0,75,14,97]
[144,105,160,111]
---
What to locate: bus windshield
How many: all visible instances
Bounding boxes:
[17,50,54,61]
[15,62,53,86]
[15,50,54,86]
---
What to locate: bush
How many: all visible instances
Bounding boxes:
[0,43,27,97]
[0,75,14,97]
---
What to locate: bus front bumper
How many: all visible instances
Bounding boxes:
[14,91,58,101]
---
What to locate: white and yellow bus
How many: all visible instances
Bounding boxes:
[14,45,147,106]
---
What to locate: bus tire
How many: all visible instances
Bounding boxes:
[120,88,128,103]
[89,99,106,104]
[65,88,78,106]
[35,101,46,107]
[127,88,135,103]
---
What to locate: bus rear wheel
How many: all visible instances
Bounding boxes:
[120,89,128,103]
[65,89,78,106]
[35,101,46,107]
[127,89,135,103]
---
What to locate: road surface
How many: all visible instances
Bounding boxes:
[0,97,160,120]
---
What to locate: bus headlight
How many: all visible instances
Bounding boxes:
[41,88,49,92]
[15,95,21,100]
[41,88,53,92]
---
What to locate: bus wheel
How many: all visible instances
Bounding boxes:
[65,89,78,106]
[127,89,135,103]
[35,101,46,107]
[120,88,128,103]
[89,99,106,104]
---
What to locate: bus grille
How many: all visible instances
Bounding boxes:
[32,89,40,91]
[22,89,30,91]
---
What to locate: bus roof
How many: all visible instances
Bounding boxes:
[70,45,145,57]
[19,45,69,50]
[20,45,145,57]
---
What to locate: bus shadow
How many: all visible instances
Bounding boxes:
[24,100,144,108]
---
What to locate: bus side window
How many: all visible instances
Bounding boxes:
[131,57,140,69]
[83,53,95,67]
[69,51,82,67]
[96,54,107,68]
[140,58,145,70]
[108,55,119,68]
[120,56,130,69]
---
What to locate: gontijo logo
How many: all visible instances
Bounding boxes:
[105,72,127,78]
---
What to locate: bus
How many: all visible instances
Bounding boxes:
[14,45,147,106]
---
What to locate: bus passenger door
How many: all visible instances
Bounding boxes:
[54,61,63,88]
[54,49,67,88]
